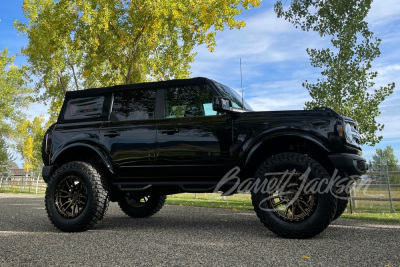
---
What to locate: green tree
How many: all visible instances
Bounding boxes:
[274,0,395,146]
[0,48,32,136]
[15,0,260,120]
[0,138,8,166]
[369,145,400,184]
[0,137,15,178]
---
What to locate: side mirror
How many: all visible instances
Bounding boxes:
[212,96,232,112]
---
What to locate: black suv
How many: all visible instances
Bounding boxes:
[42,77,367,238]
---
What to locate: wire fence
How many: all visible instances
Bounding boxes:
[348,169,400,214]
[0,172,47,194]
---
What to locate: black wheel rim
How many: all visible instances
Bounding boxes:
[125,195,150,208]
[55,175,88,218]
[265,170,317,222]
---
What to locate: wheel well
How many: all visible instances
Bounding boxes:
[53,146,113,180]
[244,136,334,179]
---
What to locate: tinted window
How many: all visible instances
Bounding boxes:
[64,96,105,120]
[165,85,216,118]
[112,89,156,121]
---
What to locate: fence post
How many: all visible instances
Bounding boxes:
[385,165,395,213]
[351,182,358,208]
[28,172,32,193]
[35,171,41,194]
[349,195,353,214]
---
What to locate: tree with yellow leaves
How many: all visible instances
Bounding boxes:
[15,0,261,120]
[16,116,47,173]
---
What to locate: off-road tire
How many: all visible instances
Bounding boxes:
[332,191,349,221]
[45,161,109,232]
[118,194,166,218]
[251,152,337,239]
[41,123,56,165]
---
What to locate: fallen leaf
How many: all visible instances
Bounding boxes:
[302,255,310,259]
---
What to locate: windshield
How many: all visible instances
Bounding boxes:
[214,81,253,111]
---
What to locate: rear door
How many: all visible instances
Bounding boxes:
[100,89,157,178]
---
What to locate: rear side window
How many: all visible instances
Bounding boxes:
[112,89,156,121]
[64,96,105,120]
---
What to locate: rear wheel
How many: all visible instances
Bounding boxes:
[45,161,109,232]
[118,193,166,218]
[251,153,337,239]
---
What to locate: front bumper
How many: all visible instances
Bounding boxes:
[328,153,368,176]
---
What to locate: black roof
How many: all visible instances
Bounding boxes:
[65,77,213,98]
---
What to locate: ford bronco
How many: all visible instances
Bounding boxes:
[41,77,367,238]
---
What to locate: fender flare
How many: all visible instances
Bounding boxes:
[244,130,331,167]
[51,142,114,174]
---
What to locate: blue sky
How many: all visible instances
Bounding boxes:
[1,1,400,166]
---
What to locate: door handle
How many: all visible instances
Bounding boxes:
[160,129,179,135]
[87,133,98,138]
[104,131,120,137]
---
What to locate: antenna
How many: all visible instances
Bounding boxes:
[240,58,244,109]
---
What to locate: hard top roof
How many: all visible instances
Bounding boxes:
[65,77,213,98]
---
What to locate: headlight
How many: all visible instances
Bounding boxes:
[344,123,353,143]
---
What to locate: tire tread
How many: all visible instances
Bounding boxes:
[251,152,337,239]
[45,161,109,232]
[118,194,166,218]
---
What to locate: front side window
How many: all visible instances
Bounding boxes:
[64,96,105,120]
[214,82,253,110]
[112,89,156,121]
[165,85,216,118]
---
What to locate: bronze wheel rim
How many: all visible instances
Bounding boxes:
[265,171,317,222]
[55,176,88,218]
[125,195,150,208]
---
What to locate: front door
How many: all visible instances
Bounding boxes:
[156,84,235,180]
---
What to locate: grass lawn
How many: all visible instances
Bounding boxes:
[166,193,254,211]
[341,212,400,223]
[0,187,46,195]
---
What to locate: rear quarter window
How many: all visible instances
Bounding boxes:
[64,96,105,120]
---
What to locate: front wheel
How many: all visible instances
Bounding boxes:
[118,193,166,218]
[45,161,109,232]
[251,153,337,239]
[332,191,349,221]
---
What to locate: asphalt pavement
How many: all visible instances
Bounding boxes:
[0,194,399,267]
